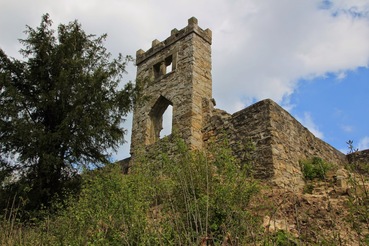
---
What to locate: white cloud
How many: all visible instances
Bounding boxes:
[358,136,369,150]
[336,71,347,80]
[212,0,369,112]
[297,112,324,139]
[2,0,369,158]
[341,124,354,133]
[2,0,369,113]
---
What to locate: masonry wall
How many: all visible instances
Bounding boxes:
[127,17,356,192]
[347,149,369,164]
[266,99,347,190]
[204,100,276,180]
[130,17,213,156]
[204,99,347,191]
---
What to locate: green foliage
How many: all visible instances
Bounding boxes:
[272,230,297,246]
[132,138,260,245]
[44,164,150,245]
[345,149,369,243]
[262,230,298,246]
[300,157,331,181]
[346,171,369,244]
[0,14,138,211]
[342,140,369,244]
[0,138,261,245]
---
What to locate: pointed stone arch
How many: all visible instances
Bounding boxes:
[147,95,173,144]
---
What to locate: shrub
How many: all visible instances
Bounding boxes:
[300,157,331,180]
[132,138,261,245]
[0,138,261,245]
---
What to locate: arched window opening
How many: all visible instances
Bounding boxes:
[148,96,173,144]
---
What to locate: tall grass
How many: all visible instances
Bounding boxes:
[1,138,260,245]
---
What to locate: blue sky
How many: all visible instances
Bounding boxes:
[0,0,368,159]
[290,68,369,153]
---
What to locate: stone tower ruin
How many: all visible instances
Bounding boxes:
[130,17,213,155]
[125,17,369,191]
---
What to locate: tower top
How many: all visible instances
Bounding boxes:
[136,17,212,65]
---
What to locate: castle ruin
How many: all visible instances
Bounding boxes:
[128,17,365,191]
[131,17,212,154]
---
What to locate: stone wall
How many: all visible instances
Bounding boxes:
[126,16,363,192]
[130,17,213,156]
[203,100,275,180]
[266,99,347,190]
[204,99,347,191]
[347,149,369,164]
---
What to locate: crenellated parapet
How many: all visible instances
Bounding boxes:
[136,17,212,66]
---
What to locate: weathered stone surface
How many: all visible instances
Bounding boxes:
[263,215,297,237]
[127,17,367,192]
[204,99,347,191]
[130,17,213,156]
[347,149,369,165]
[334,168,349,193]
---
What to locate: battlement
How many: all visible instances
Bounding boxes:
[136,17,212,65]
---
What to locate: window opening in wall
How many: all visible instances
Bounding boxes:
[148,96,173,144]
[160,104,173,138]
[153,62,161,78]
[165,55,173,74]
[153,55,174,78]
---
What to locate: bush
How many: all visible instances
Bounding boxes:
[300,157,331,180]
[132,138,261,245]
[1,138,261,245]
[49,164,152,245]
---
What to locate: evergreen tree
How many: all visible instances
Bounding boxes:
[0,14,137,210]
